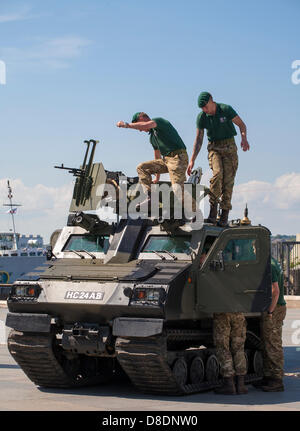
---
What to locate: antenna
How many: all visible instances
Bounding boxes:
[241,203,251,225]
[3,180,22,250]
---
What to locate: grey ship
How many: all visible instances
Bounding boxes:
[0,181,46,292]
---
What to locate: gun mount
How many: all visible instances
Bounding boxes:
[55,139,101,210]
[55,140,140,218]
[67,211,110,232]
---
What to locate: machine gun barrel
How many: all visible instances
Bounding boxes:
[77,140,98,206]
[85,140,97,177]
[54,164,85,177]
[82,140,91,170]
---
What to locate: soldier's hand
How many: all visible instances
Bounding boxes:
[117,121,126,128]
[241,139,250,151]
[187,161,194,176]
[153,174,160,184]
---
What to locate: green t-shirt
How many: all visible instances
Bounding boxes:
[196,103,238,142]
[271,257,286,306]
[149,117,186,156]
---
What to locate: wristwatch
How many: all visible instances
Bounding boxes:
[267,310,273,315]
[124,122,129,128]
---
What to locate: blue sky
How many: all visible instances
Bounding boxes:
[0,0,299,240]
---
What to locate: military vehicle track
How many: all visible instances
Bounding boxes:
[115,329,262,395]
[8,328,262,394]
[7,330,113,388]
[7,327,263,394]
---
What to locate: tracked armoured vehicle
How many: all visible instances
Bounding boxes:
[6,140,271,395]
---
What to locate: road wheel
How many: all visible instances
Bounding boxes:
[205,354,220,383]
[172,358,188,386]
[189,356,205,384]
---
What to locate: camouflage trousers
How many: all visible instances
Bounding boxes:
[213,312,247,378]
[208,140,238,210]
[137,150,188,191]
[137,150,192,209]
[261,305,286,379]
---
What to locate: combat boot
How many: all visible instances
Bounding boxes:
[236,375,248,394]
[261,378,284,392]
[252,376,271,389]
[218,209,229,227]
[214,377,236,395]
[204,204,218,224]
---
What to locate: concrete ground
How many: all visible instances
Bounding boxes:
[0,302,299,411]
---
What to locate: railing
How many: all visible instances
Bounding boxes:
[272,241,300,295]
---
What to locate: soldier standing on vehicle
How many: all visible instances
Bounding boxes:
[187,92,250,227]
[213,312,248,395]
[257,257,287,392]
[117,112,189,210]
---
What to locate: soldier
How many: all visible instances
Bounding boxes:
[213,312,248,395]
[258,257,287,392]
[117,112,189,210]
[187,92,250,227]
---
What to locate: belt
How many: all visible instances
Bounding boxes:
[166,149,187,157]
[209,137,235,146]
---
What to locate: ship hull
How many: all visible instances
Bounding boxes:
[0,256,46,284]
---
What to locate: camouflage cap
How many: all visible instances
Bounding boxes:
[132,112,142,123]
[198,92,211,108]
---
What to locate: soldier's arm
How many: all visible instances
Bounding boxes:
[269,281,280,314]
[154,149,161,160]
[187,128,204,176]
[232,116,250,152]
[116,120,157,132]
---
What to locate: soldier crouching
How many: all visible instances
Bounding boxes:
[213,312,248,395]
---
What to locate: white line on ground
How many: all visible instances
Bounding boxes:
[0,320,8,345]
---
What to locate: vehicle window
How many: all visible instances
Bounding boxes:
[29,252,36,256]
[21,253,28,256]
[202,235,217,254]
[142,235,191,254]
[223,238,257,262]
[199,236,217,267]
[63,235,110,253]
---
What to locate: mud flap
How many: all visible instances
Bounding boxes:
[6,312,51,333]
[113,317,163,337]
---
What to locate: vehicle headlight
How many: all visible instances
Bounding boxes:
[11,284,41,299]
[130,285,167,306]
